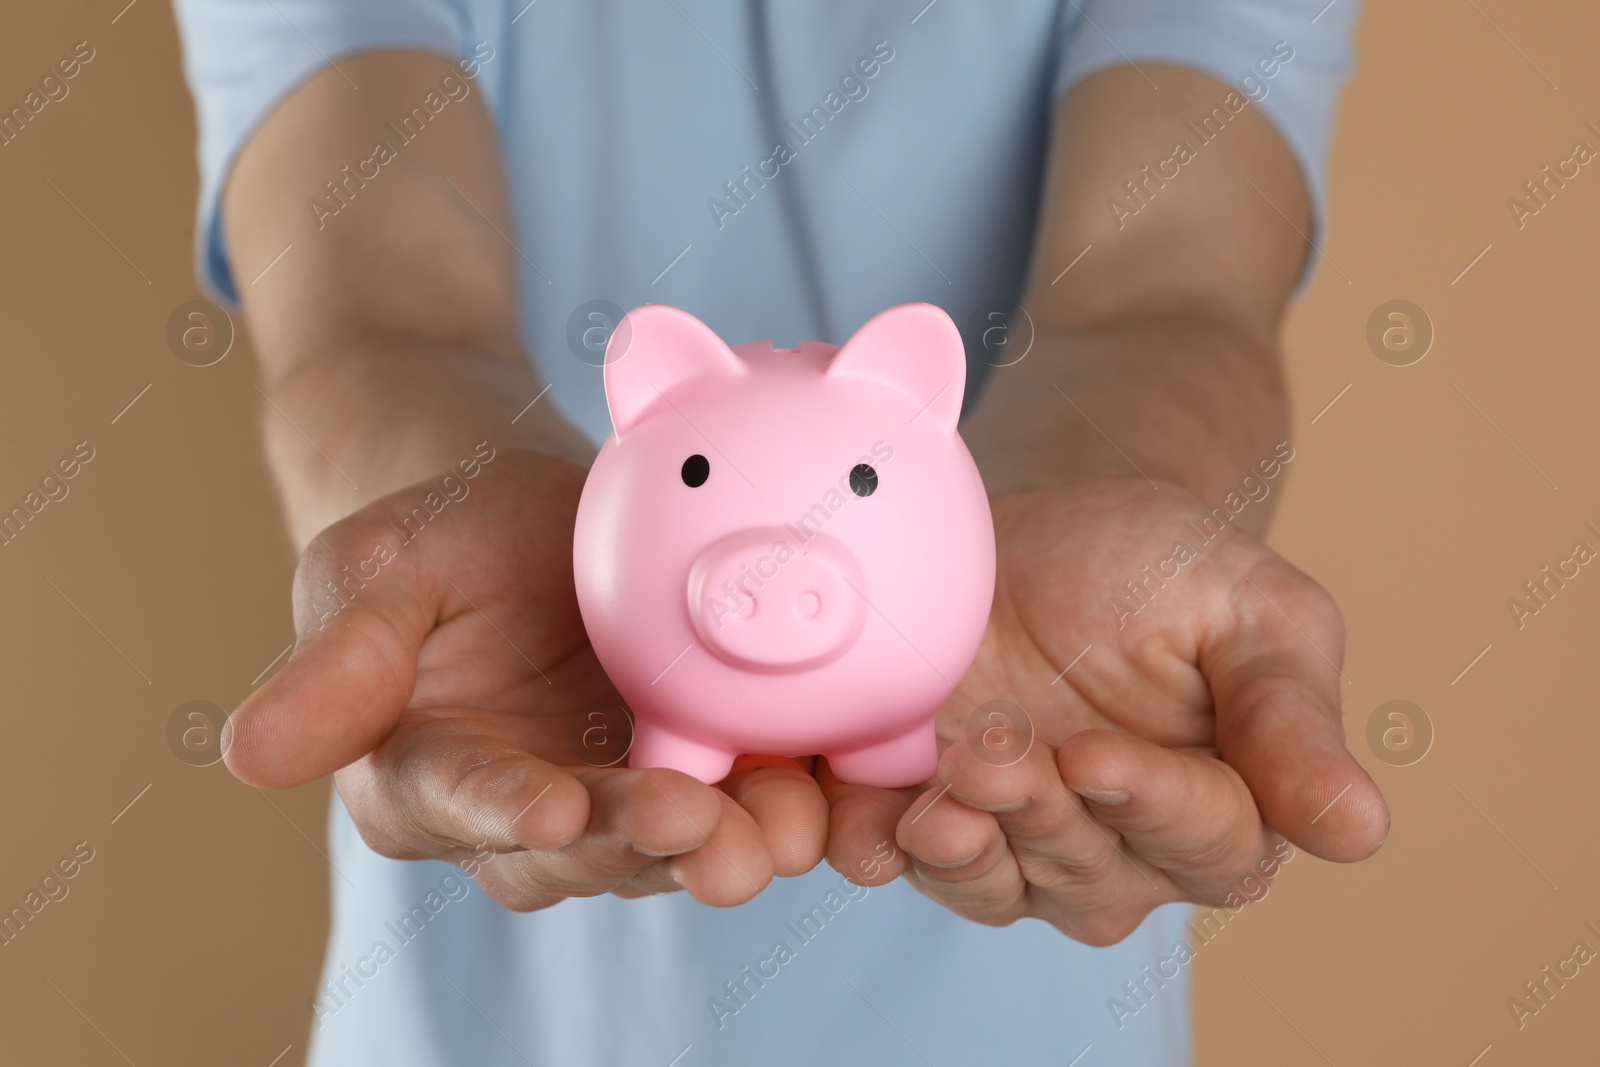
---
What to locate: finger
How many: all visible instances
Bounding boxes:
[1057,728,1267,903]
[720,756,828,878]
[337,709,591,859]
[489,795,775,910]
[818,758,919,886]
[474,765,744,910]
[225,505,435,788]
[599,796,778,905]
[917,729,1178,940]
[1206,562,1389,861]
[894,776,1022,924]
[658,792,778,906]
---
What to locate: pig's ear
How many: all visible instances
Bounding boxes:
[826,303,966,434]
[604,305,746,435]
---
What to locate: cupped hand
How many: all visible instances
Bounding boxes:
[823,476,1389,944]
[223,449,828,910]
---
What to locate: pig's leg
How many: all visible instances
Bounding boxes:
[629,721,739,784]
[825,725,938,789]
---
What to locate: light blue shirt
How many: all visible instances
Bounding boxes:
[172,2,1357,1063]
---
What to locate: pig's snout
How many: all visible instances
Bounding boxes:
[686,529,866,671]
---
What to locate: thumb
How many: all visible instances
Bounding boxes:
[1205,564,1389,862]
[225,507,434,789]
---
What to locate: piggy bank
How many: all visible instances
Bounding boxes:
[572,303,995,788]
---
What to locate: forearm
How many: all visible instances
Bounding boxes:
[259,337,593,547]
[963,63,1313,536]
[215,50,597,547]
[963,311,1287,535]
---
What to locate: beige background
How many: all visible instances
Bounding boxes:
[2,1,1596,1064]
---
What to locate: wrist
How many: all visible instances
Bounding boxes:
[962,315,1287,511]
[260,341,595,544]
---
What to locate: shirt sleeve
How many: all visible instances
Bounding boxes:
[171,0,468,304]
[1054,0,1360,291]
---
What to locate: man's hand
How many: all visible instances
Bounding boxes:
[826,478,1385,942]
[217,51,827,909]
[224,449,829,909]
[824,61,1389,938]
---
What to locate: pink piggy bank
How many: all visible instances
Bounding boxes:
[572,303,995,788]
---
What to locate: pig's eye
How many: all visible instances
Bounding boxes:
[681,454,710,487]
[848,463,878,498]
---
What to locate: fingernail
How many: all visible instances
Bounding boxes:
[921,848,984,869]
[1070,785,1132,806]
[633,844,676,858]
